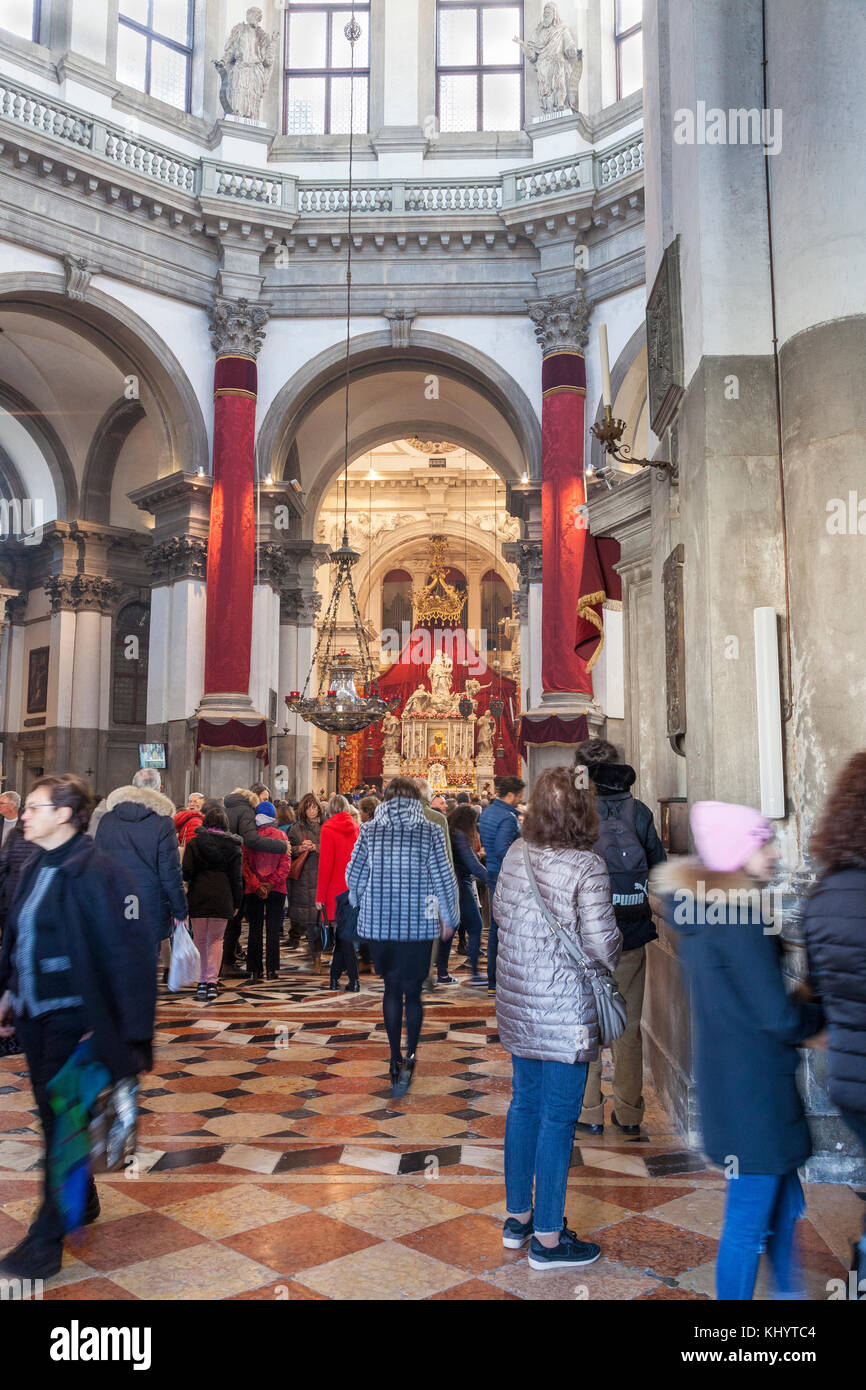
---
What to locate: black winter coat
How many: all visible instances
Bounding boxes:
[182,827,244,920]
[652,859,824,1175]
[95,785,187,945]
[0,834,156,1080]
[288,817,322,927]
[224,793,288,856]
[802,868,866,1118]
[0,820,36,925]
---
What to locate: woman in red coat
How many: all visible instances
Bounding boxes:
[316,794,360,992]
[241,800,289,982]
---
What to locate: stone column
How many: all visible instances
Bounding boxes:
[527,289,593,699]
[276,589,321,800]
[0,588,20,786]
[44,575,119,780]
[201,296,270,714]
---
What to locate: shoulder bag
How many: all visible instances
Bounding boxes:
[521,841,627,1045]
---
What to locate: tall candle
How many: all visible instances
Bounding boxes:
[598,323,613,408]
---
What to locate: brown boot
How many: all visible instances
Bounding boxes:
[311,954,323,975]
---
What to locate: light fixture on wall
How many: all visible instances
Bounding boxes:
[590,323,672,479]
[285,10,397,742]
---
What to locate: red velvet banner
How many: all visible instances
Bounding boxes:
[204,354,258,695]
[541,351,591,695]
[575,536,622,670]
[516,713,589,759]
[195,717,269,766]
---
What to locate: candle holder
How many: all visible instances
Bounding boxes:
[590,405,672,481]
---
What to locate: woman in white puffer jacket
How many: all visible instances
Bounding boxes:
[493,766,621,1271]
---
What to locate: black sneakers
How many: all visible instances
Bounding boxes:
[391,1053,416,1098]
[528,1227,602,1271]
[194,982,207,1002]
[502,1212,534,1249]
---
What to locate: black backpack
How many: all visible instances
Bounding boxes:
[595,798,650,923]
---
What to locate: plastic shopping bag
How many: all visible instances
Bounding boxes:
[167,921,201,992]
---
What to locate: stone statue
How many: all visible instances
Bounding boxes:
[403,685,432,717]
[476,709,496,755]
[382,710,400,753]
[514,3,582,115]
[427,650,454,710]
[216,7,278,121]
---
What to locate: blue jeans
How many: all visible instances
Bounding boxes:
[487,913,499,990]
[505,1054,588,1235]
[715,1171,806,1300]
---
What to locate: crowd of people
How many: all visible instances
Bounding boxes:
[0,744,863,1301]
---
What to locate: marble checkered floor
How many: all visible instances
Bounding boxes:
[0,942,862,1301]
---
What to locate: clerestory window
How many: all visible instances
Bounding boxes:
[615,0,643,101]
[436,1,524,133]
[284,1,371,136]
[117,0,194,112]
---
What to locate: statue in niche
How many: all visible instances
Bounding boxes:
[514,3,582,115]
[427,650,454,711]
[216,7,279,121]
[476,709,496,756]
[382,710,400,754]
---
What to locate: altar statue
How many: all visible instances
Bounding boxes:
[428,649,454,711]
[382,709,400,753]
[403,684,432,717]
[476,709,496,755]
[428,761,447,793]
[217,7,278,121]
[514,3,582,115]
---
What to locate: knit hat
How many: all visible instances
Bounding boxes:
[690,801,774,873]
[255,801,277,824]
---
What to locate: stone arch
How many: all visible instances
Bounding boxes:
[351,517,517,617]
[0,439,27,505]
[256,329,542,509]
[0,273,210,507]
[0,381,77,518]
[81,397,147,524]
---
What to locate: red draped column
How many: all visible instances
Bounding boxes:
[529,292,592,696]
[202,298,270,702]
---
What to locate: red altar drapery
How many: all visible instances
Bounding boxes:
[575,535,622,671]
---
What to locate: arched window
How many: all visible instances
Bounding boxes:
[284,1,371,134]
[117,0,194,110]
[482,569,512,652]
[436,1,524,133]
[3,0,40,41]
[112,601,150,726]
[382,569,413,638]
[616,0,643,100]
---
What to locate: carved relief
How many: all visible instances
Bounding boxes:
[44,574,120,614]
[647,236,685,437]
[147,537,208,585]
[209,296,270,357]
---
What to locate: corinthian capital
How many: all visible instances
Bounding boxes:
[527,291,590,356]
[209,297,271,358]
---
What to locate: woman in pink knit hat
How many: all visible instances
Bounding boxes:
[650,801,824,1301]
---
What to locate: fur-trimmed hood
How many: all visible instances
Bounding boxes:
[650,857,777,933]
[105,785,176,819]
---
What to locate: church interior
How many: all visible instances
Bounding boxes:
[0,0,863,1329]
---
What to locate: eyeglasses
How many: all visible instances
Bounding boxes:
[23,802,56,813]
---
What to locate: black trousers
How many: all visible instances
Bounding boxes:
[245,891,286,976]
[330,928,359,985]
[221,906,244,967]
[16,1010,97,1249]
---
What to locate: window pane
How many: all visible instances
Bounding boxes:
[119,0,148,23]
[618,31,643,96]
[482,6,521,66]
[332,10,370,68]
[286,75,327,133]
[117,24,147,93]
[438,7,478,67]
[482,72,520,130]
[288,9,328,68]
[149,40,189,108]
[151,0,191,44]
[330,75,369,133]
[1,0,37,40]
[616,0,643,33]
[439,73,478,131]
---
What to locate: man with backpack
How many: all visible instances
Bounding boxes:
[572,739,666,1137]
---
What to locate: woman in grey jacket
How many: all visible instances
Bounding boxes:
[494,767,621,1271]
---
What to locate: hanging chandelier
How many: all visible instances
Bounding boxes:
[285,10,397,742]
